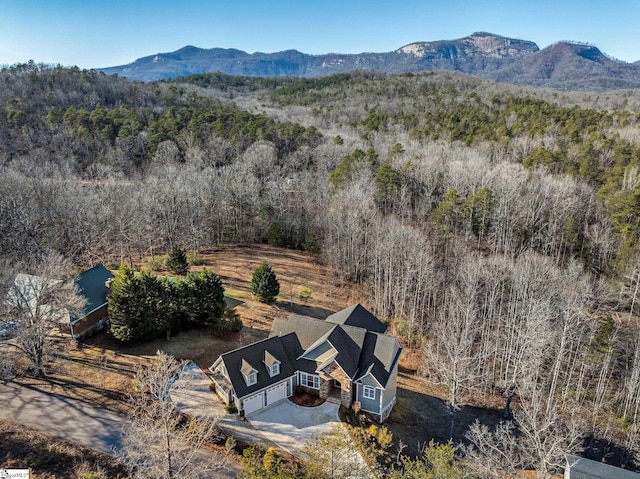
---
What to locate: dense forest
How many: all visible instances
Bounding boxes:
[3,62,640,475]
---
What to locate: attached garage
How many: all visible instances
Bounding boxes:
[242,392,264,416]
[266,382,287,406]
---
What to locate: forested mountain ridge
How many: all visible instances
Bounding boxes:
[99,32,640,91]
[3,63,640,473]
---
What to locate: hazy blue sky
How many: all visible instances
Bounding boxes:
[0,0,638,68]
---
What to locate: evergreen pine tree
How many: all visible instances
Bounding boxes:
[250,261,280,303]
[108,266,155,342]
[184,268,226,327]
[165,245,189,275]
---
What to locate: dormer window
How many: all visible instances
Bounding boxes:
[264,350,281,378]
[241,359,258,387]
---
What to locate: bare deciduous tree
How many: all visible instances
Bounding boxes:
[5,252,85,376]
[118,352,228,479]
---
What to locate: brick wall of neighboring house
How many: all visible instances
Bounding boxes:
[60,305,108,337]
[323,362,353,408]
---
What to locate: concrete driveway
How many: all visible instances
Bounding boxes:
[248,400,340,455]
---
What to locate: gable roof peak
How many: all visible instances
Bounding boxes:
[264,350,279,366]
[326,303,387,334]
[240,358,257,376]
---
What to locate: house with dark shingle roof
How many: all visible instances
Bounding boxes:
[209,304,402,421]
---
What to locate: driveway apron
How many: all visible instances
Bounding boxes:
[248,400,339,455]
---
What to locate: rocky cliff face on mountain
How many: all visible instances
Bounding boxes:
[98,33,640,91]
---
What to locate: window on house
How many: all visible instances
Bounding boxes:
[300,372,320,390]
[363,385,376,400]
[247,372,257,386]
[264,351,280,377]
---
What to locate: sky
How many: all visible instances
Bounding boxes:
[0,0,638,69]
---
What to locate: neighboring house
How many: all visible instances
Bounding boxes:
[6,264,113,339]
[210,304,402,422]
[565,455,640,479]
[60,264,114,338]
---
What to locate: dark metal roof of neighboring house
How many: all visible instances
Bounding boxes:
[357,332,402,387]
[72,264,113,322]
[565,455,640,479]
[325,303,388,334]
[219,336,296,399]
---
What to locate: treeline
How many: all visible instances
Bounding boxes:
[266,71,640,257]
[0,62,321,176]
[3,65,640,471]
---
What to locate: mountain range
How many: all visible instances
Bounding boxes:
[99,32,640,91]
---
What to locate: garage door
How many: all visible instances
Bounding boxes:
[243,392,264,416]
[266,382,287,406]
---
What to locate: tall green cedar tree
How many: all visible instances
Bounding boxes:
[108,266,156,342]
[108,267,234,342]
[165,245,189,275]
[183,268,226,327]
[250,261,280,303]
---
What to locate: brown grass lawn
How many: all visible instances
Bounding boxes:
[11,244,360,414]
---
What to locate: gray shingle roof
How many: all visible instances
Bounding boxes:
[357,332,402,387]
[326,325,366,378]
[326,303,387,333]
[219,336,295,399]
[272,314,334,349]
[221,305,401,396]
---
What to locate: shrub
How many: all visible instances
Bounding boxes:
[220,307,243,333]
[143,255,166,271]
[298,287,312,302]
[225,435,237,453]
[250,261,280,303]
[165,245,189,275]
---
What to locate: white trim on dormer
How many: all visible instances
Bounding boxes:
[266,361,280,377]
[241,359,258,387]
[263,350,281,377]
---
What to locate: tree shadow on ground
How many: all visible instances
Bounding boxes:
[583,434,639,472]
[385,380,503,457]
[274,300,335,319]
[224,295,243,308]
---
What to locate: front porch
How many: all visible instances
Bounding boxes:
[319,363,353,408]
